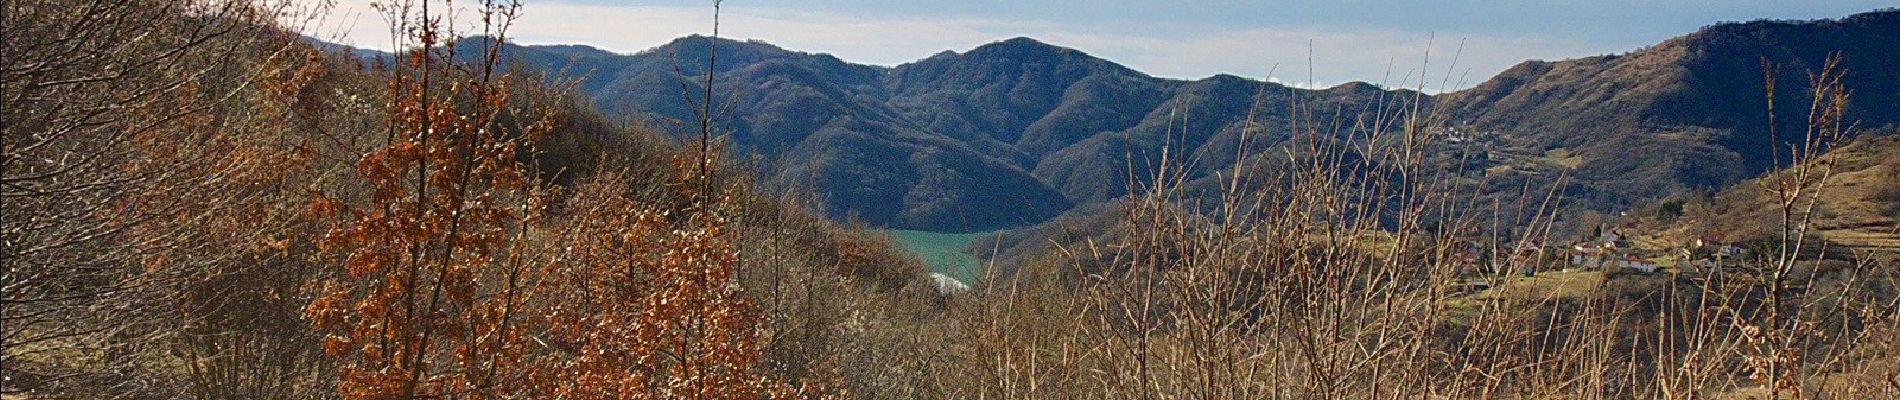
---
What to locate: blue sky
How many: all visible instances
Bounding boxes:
[302,0,1893,90]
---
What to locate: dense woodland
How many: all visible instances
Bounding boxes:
[3,1,1898,399]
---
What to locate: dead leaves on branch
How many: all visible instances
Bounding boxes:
[300,2,832,398]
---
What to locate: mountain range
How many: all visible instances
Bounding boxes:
[462,9,1899,232]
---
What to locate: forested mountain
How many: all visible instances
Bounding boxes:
[482,36,1421,231]
[480,9,1899,232]
[12,1,1900,398]
[1438,10,1900,207]
[471,37,1069,231]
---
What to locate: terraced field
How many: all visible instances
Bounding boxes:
[1822,223,1900,257]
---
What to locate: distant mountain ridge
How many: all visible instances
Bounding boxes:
[451,9,1898,232]
[1438,9,1900,206]
[470,34,1414,231]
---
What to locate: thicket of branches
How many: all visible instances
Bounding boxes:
[3,1,1896,399]
[894,55,1900,399]
[3,0,933,398]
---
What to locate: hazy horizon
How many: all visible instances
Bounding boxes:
[296,1,1892,90]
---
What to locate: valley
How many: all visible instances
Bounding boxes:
[7,1,1899,398]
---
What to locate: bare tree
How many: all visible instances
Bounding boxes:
[1,0,300,395]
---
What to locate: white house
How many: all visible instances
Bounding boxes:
[1615,255,1662,273]
[930,273,970,294]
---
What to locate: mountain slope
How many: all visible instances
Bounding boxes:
[1644,132,1900,256]
[1441,10,1900,207]
[485,37,1072,231]
[487,35,1429,231]
[483,9,1898,232]
[883,37,1175,161]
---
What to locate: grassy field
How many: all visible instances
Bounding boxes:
[1822,225,1900,258]
[1541,147,1585,169]
[884,229,990,284]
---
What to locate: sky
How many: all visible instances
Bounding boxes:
[292,0,1893,90]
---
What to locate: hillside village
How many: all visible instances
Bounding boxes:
[1450,227,1748,291]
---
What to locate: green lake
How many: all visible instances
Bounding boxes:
[883,229,989,285]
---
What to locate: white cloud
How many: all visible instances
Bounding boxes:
[290,1,1621,91]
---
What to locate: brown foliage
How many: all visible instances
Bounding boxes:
[522,173,828,399]
[300,2,841,399]
[297,2,551,398]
